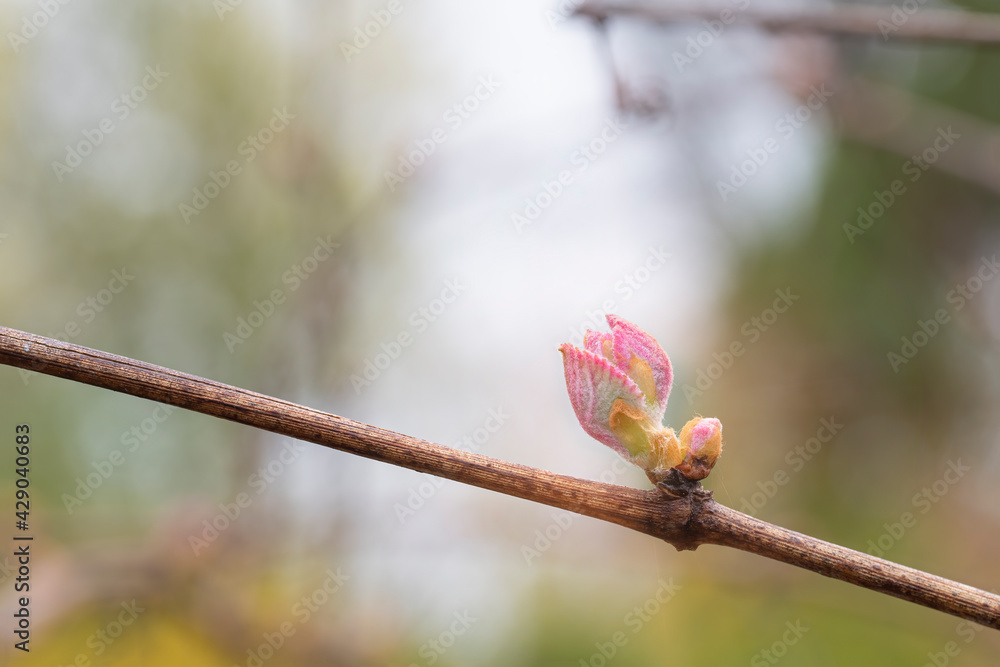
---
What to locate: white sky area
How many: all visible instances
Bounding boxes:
[278,0,832,643]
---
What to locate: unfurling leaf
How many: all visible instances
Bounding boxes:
[561,315,723,483]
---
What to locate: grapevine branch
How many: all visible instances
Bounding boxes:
[1,326,998,629]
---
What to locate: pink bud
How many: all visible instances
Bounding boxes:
[560,316,681,475]
[562,316,723,484]
[584,315,673,424]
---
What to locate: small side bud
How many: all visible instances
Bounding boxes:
[676,417,723,480]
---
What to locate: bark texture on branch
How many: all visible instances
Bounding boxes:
[1,326,998,629]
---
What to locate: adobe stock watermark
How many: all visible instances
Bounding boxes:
[544,0,585,29]
[739,417,843,517]
[671,0,750,72]
[683,287,799,403]
[407,610,478,667]
[717,84,834,202]
[54,600,145,667]
[213,0,245,20]
[887,255,999,372]
[395,407,509,524]
[921,610,993,667]
[188,440,308,556]
[52,65,169,182]
[522,457,630,565]
[179,107,295,223]
[350,278,466,394]
[579,578,681,667]
[235,567,350,667]
[7,0,72,54]
[384,75,501,192]
[20,267,135,386]
[511,117,627,234]
[843,126,960,244]
[62,404,177,514]
[223,235,340,352]
[878,0,932,39]
[49,267,135,342]
[750,620,810,666]
[566,246,672,349]
[864,459,969,559]
[340,0,408,62]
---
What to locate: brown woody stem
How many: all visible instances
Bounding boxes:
[1,326,997,629]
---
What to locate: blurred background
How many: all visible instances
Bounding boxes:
[2,0,1000,664]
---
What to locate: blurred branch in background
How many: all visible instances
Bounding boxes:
[2,326,998,630]
[576,3,1000,45]
[834,77,1000,196]
[587,17,673,119]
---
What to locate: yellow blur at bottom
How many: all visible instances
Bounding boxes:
[9,611,233,667]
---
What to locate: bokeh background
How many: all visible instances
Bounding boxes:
[2,0,1000,664]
